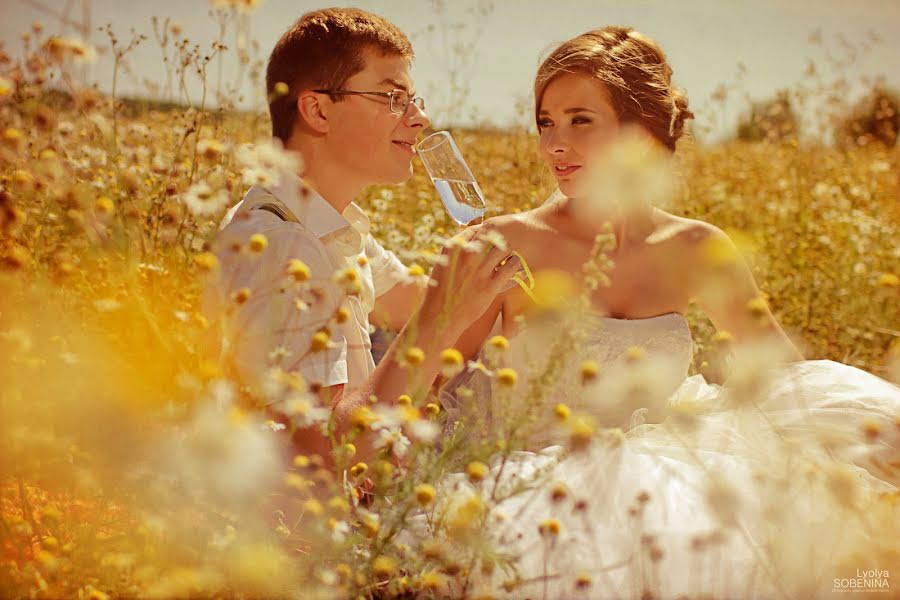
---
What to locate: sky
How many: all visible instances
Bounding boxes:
[1,0,898,141]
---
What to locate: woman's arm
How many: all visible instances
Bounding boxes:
[448,294,505,361]
[690,223,804,361]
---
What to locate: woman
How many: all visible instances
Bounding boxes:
[432,26,900,598]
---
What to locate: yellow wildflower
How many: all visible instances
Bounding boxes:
[550,483,568,502]
[249,233,268,253]
[484,333,510,351]
[404,346,425,366]
[95,196,114,215]
[554,403,571,421]
[878,273,899,287]
[232,287,252,305]
[335,563,353,580]
[2,128,22,144]
[302,498,324,517]
[862,420,880,442]
[273,81,289,96]
[712,330,734,346]
[446,494,484,539]
[746,296,768,317]
[580,360,599,384]
[700,234,740,267]
[415,483,436,506]
[287,259,311,282]
[375,460,394,479]
[538,518,561,537]
[194,252,219,272]
[350,405,376,430]
[310,330,330,352]
[624,346,646,362]
[12,169,32,186]
[362,512,380,537]
[372,556,396,578]
[569,416,595,451]
[440,347,464,377]
[328,496,350,515]
[197,138,226,160]
[421,570,446,591]
[466,461,488,482]
[422,539,444,560]
[496,367,518,387]
[283,472,305,491]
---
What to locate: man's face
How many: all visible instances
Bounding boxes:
[325,48,430,187]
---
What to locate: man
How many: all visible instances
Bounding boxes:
[207,8,520,464]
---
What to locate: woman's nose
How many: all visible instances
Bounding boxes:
[542,128,569,154]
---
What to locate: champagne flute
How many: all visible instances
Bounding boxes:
[416,131,486,226]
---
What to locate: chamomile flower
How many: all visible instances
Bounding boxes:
[182,180,229,216]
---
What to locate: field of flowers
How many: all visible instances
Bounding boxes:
[1,8,899,600]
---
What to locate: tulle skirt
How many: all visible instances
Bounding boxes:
[442,360,900,599]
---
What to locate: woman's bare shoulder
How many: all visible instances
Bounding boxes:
[481,208,554,245]
[647,210,723,247]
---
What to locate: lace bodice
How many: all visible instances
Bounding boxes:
[442,311,695,448]
[578,312,693,374]
[506,312,694,447]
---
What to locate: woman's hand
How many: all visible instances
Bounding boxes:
[419,225,522,342]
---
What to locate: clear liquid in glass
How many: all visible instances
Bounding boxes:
[432,178,486,226]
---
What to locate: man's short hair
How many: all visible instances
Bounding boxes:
[266,8,414,144]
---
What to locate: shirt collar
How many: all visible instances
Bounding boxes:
[262,170,370,239]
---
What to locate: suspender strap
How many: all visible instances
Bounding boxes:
[250,199,299,223]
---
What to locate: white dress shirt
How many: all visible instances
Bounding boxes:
[205,172,407,396]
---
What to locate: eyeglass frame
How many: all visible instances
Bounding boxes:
[311,88,426,115]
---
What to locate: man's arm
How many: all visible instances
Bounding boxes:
[371,280,427,331]
[317,234,524,465]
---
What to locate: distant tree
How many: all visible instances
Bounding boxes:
[835,86,899,148]
[736,90,799,142]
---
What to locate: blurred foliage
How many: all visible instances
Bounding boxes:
[735,90,799,142]
[835,85,899,149]
[0,4,898,599]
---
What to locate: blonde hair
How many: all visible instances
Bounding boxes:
[534,26,694,151]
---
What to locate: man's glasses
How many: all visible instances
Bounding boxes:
[312,88,425,115]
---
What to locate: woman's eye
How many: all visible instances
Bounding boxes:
[537,119,553,130]
[572,116,592,125]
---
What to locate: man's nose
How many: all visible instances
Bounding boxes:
[404,102,430,129]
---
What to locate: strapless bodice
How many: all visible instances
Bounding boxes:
[578,311,693,376]
[503,311,694,446]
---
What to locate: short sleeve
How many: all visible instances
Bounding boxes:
[365,233,407,297]
[212,216,350,392]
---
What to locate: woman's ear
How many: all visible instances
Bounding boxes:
[297,91,329,134]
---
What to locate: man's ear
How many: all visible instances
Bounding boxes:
[297,91,329,134]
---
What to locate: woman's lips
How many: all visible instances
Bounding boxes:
[554,164,581,177]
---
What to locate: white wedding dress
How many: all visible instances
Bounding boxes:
[438,312,900,599]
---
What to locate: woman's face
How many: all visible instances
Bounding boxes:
[537,73,620,198]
